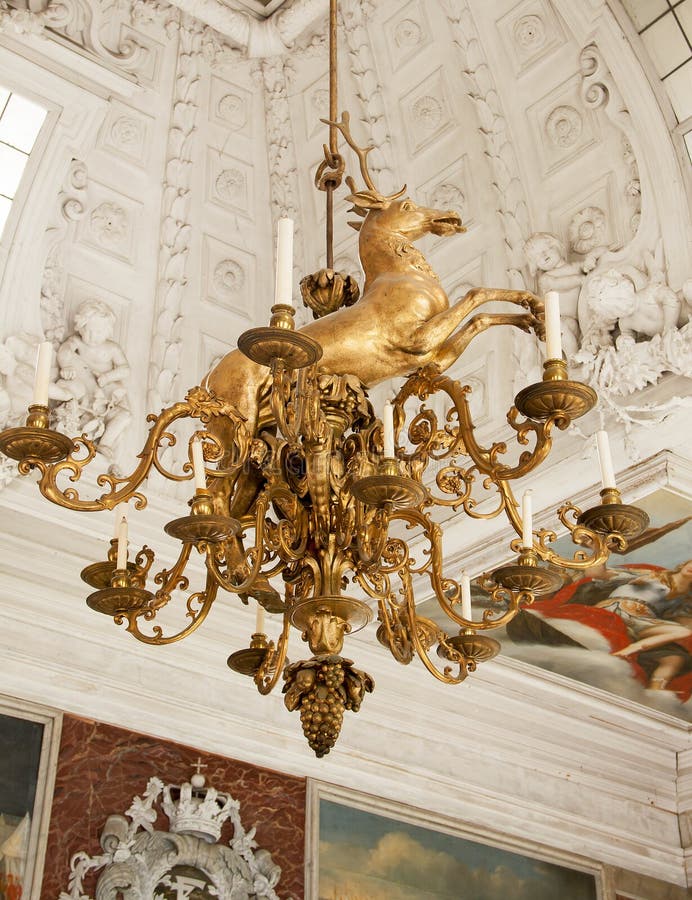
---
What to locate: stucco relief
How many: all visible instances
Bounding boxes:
[497,0,565,74]
[394,17,422,49]
[401,69,454,154]
[528,77,599,175]
[110,116,143,150]
[215,167,247,207]
[524,218,691,412]
[545,104,583,148]
[412,95,444,132]
[214,259,246,296]
[259,55,304,321]
[147,15,203,413]
[41,159,89,345]
[51,298,131,460]
[98,98,153,170]
[0,0,147,72]
[58,772,281,900]
[430,183,466,216]
[218,93,247,129]
[440,0,532,288]
[89,202,130,247]
[340,0,397,192]
[513,14,546,51]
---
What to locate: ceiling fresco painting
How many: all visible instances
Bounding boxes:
[422,488,692,721]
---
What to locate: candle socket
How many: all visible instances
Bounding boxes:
[190,489,214,517]
[600,486,621,506]
[350,458,427,510]
[81,541,154,591]
[436,631,501,664]
[542,358,568,382]
[0,404,73,463]
[26,404,50,429]
[514,361,596,423]
[491,548,563,596]
[86,563,154,617]
[164,490,240,544]
[517,548,538,567]
[110,567,130,590]
[577,491,649,539]
[379,457,400,476]
[227,634,273,677]
[269,304,296,331]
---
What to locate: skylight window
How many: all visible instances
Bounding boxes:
[621,0,692,160]
[0,87,47,238]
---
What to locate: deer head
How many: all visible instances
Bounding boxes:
[345,191,465,241]
[324,112,465,241]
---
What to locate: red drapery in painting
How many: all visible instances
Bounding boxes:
[530,564,692,701]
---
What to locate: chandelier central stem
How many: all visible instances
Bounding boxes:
[325,0,338,269]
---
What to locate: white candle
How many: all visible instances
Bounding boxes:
[112,503,127,539]
[461,573,472,621]
[191,437,207,492]
[596,430,617,489]
[32,341,52,406]
[544,291,562,360]
[521,490,533,549]
[383,401,395,458]
[275,217,294,308]
[255,603,266,634]
[116,513,128,570]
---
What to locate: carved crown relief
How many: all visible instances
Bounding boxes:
[58,770,281,900]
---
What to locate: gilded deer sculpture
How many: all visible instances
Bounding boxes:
[206,114,543,439]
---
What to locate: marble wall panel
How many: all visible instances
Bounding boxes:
[40,715,306,900]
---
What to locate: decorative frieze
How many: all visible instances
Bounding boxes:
[439,0,532,288]
[147,12,203,412]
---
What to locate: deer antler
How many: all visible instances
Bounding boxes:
[322,111,406,202]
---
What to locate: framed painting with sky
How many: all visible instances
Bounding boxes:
[307,782,603,900]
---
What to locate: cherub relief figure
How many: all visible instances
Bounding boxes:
[0,333,67,427]
[524,232,588,359]
[578,246,682,353]
[53,299,131,457]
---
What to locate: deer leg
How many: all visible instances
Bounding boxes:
[412,288,541,353]
[430,312,537,372]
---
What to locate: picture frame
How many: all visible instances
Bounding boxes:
[0,695,62,900]
[306,780,605,900]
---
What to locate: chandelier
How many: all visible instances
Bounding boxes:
[0,0,649,758]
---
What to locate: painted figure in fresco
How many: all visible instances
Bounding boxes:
[53,299,131,457]
[607,561,692,688]
[520,561,692,696]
